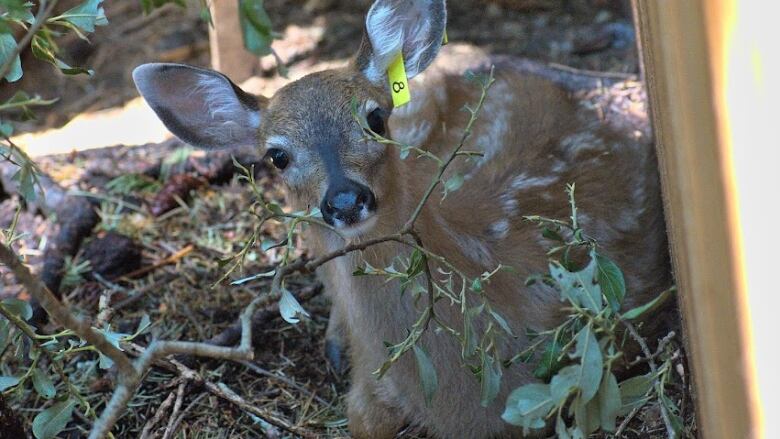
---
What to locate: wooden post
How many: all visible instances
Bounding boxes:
[633,1,760,438]
[208,0,257,82]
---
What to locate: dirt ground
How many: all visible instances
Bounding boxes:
[0,1,695,438]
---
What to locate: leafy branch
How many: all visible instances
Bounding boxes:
[501,184,680,438]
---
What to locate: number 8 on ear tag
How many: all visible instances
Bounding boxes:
[387,52,411,108]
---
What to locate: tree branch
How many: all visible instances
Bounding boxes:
[0,243,135,377]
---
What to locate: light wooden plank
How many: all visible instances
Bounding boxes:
[632,0,760,437]
[208,0,257,82]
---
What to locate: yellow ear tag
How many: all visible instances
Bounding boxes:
[387,52,411,108]
[442,29,449,45]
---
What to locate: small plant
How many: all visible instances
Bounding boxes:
[0,298,151,439]
[60,255,91,289]
[501,184,679,438]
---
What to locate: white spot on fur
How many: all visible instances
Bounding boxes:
[510,173,558,191]
[500,192,519,216]
[474,81,512,164]
[551,160,568,174]
[559,132,604,156]
[393,120,432,147]
[266,135,290,148]
[488,219,510,239]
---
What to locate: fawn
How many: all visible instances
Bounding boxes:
[133,0,670,437]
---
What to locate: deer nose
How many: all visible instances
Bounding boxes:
[321,180,376,227]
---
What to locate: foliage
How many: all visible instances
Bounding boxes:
[0,1,278,437]
[501,184,681,438]
[0,297,151,438]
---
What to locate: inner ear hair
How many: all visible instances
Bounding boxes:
[357,0,447,83]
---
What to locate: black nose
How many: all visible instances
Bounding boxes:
[321,179,376,227]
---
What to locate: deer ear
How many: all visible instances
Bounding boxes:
[133,63,261,150]
[356,0,447,84]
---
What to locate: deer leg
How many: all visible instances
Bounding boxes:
[347,367,405,439]
[324,301,348,374]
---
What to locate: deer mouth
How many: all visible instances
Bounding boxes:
[330,206,378,238]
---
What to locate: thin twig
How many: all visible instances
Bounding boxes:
[628,331,676,367]
[161,380,187,439]
[622,318,677,439]
[139,386,178,439]
[238,361,332,408]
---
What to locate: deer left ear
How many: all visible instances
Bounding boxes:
[356,0,447,84]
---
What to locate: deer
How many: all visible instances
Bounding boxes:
[132,0,671,437]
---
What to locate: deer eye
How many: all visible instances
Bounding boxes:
[266,148,290,170]
[366,108,386,137]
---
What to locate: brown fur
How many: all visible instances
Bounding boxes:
[134,24,671,436]
[245,43,672,438]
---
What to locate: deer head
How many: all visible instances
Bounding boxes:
[133,0,447,237]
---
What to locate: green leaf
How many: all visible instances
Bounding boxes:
[502,383,553,430]
[32,399,75,439]
[556,415,573,439]
[533,333,565,380]
[0,120,13,137]
[0,375,21,391]
[0,0,35,23]
[0,319,10,352]
[279,289,309,324]
[573,393,601,435]
[0,33,22,82]
[12,160,38,202]
[549,259,602,312]
[462,305,482,359]
[413,344,438,407]
[406,249,425,278]
[542,227,564,242]
[660,392,684,435]
[572,257,602,312]
[32,368,56,399]
[480,352,502,407]
[489,309,514,337]
[470,278,483,292]
[598,372,621,432]
[1,298,33,320]
[135,314,152,336]
[622,288,674,320]
[239,0,274,56]
[443,173,464,193]
[618,372,654,415]
[57,0,108,32]
[549,365,578,404]
[94,326,128,369]
[569,324,603,404]
[594,252,626,312]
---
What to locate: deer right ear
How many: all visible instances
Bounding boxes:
[133,63,262,150]
[356,0,447,84]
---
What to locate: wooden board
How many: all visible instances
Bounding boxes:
[632,0,760,437]
[208,0,257,82]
